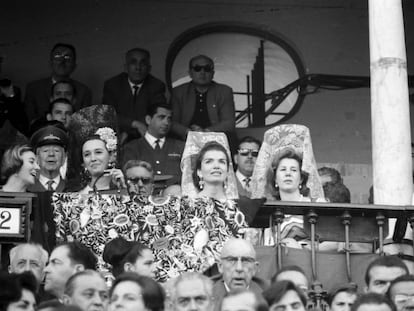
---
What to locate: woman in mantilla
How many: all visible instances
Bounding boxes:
[251,124,325,244]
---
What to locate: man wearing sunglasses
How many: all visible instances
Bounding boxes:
[170,54,235,141]
[123,160,155,196]
[24,43,92,123]
[233,136,261,198]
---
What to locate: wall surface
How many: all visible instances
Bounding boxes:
[1,0,413,200]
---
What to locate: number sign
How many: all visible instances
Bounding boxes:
[0,206,22,236]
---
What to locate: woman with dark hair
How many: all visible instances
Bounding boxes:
[109,273,165,311]
[262,280,307,311]
[0,271,38,311]
[103,237,155,278]
[77,128,126,193]
[0,143,39,192]
[191,141,231,201]
[272,149,310,202]
[251,124,325,244]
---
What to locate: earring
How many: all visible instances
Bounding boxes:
[199,176,204,190]
[223,178,228,190]
[299,184,302,190]
[275,182,279,189]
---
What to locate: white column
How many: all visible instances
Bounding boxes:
[369,0,412,209]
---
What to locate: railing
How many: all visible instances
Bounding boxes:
[251,201,414,309]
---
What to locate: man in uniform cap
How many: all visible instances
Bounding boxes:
[29,121,68,192]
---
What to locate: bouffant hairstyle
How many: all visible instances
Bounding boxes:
[192,141,230,190]
[110,273,165,311]
[271,149,309,199]
[1,144,34,183]
[103,237,150,277]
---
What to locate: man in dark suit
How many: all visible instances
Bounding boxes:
[103,48,166,142]
[122,102,184,185]
[233,136,261,198]
[170,55,235,141]
[212,238,266,310]
[24,43,92,124]
[28,122,68,192]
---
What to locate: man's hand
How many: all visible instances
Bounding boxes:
[131,120,147,136]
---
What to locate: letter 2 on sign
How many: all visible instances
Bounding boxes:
[0,210,11,229]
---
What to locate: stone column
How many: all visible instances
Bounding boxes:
[369,0,412,209]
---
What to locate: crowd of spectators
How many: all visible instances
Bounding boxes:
[1,239,413,311]
[0,42,410,311]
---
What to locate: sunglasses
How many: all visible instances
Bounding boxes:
[127,177,153,185]
[192,65,214,73]
[238,149,259,157]
[52,54,74,62]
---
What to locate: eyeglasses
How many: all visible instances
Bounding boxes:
[221,256,256,265]
[52,54,74,62]
[127,177,153,185]
[238,149,259,157]
[192,65,214,73]
[394,294,414,304]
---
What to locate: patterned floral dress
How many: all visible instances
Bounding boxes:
[53,193,247,282]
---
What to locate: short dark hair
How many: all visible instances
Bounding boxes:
[192,142,230,190]
[103,237,150,277]
[189,54,214,69]
[365,256,409,285]
[323,182,351,203]
[126,48,150,60]
[1,144,34,182]
[387,274,414,299]
[0,271,38,311]
[146,102,172,118]
[48,98,74,114]
[110,273,165,311]
[318,167,343,184]
[271,265,307,285]
[327,283,358,307]
[237,136,262,150]
[262,280,307,308]
[351,293,396,311]
[50,43,77,60]
[51,79,77,97]
[58,241,97,270]
[272,150,309,198]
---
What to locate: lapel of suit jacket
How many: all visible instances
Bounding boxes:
[55,179,66,192]
[236,176,249,197]
[206,82,218,125]
[184,83,197,125]
[121,73,134,104]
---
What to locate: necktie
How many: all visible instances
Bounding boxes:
[133,84,139,101]
[47,180,54,191]
[244,177,251,190]
[155,139,161,151]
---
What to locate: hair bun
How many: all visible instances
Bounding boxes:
[102,237,133,266]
